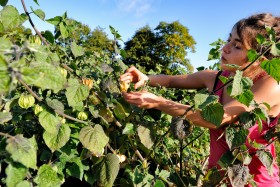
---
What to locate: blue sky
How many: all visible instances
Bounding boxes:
[8,0,280,69]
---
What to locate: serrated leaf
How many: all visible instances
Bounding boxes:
[33,0,39,6]
[260,58,280,82]
[235,90,254,107]
[256,150,273,176]
[5,163,28,187]
[0,5,23,31]
[0,112,12,124]
[46,98,64,113]
[21,62,66,93]
[201,102,224,127]
[79,125,109,156]
[239,112,256,129]
[96,153,120,187]
[225,126,248,150]
[39,110,61,134]
[34,164,63,187]
[231,70,243,97]
[194,93,218,109]
[228,164,249,187]
[71,41,84,58]
[122,123,135,135]
[65,78,89,110]
[6,135,37,169]
[43,124,71,152]
[137,125,154,149]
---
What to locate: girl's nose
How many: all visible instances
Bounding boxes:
[222,43,230,54]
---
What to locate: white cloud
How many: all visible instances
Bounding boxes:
[115,0,154,17]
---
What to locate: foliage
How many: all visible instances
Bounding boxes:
[0,1,279,187]
[0,2,208,187]
[124,21,196,74]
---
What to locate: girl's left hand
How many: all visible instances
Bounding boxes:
[122,91,162,109]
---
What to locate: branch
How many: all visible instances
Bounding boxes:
[21,0,48,46]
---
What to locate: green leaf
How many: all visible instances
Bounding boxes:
[39,110,61,134]
[21,62,66,93]
[235,90,254,107]
[31,7,45,20]
[137,125,155,149]
[65,157,85,180]
[43,124,71,152]
[247,49,258,62]
[271,43,280,56]
[201,102,224,127]
[260,58,280,82]
[256,150,273,176]
[79,125,109,156]
[46,98,64,113]
[65,78,89,110]
[225,126,248,150]
[96,153,120,187]
[231,70,243,97]
[0,5,23,31]
[5,163,28,187]
[0,0,8,6]
[113,101,129,120]
[59,22,68,39]
[218,151,234,168]
[0,111,12,124]
[122,123,135,135]
[0,54,11,94]
[194,93,218,109]
[34,164,63,187]
[46,16,62,26]
[71,42,84,58]
[0,37,13,52]
[42,30,55,44]
[239,112,256,129]
[33,0,39,6]
[154,180,165,187]
[6,135,37,169]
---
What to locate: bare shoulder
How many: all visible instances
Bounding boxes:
[193,70,220,91]
[253,76,280,111]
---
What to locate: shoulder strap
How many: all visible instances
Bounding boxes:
[212,71,223,91]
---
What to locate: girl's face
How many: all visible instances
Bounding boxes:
[221,27,249,72]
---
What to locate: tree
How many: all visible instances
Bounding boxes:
[124,21,196,74]
[83,26,114,55]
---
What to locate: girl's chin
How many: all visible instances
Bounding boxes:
[220,64,237,72]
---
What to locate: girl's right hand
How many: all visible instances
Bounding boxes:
[120,66,149,89]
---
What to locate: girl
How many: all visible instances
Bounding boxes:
[120,13,280,186]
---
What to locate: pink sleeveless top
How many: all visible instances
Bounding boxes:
[209,71,280,186]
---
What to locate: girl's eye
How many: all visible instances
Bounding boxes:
[234,43,241,49]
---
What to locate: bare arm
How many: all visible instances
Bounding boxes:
[120,66,219,90]
[122,76,280,129]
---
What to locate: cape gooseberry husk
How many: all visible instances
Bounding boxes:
[18,94,35,109]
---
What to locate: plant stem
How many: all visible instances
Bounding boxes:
[21,0,48,46]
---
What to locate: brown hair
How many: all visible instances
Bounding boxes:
[234,13,280,60]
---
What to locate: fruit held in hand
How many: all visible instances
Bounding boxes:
[120,81,129,92]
